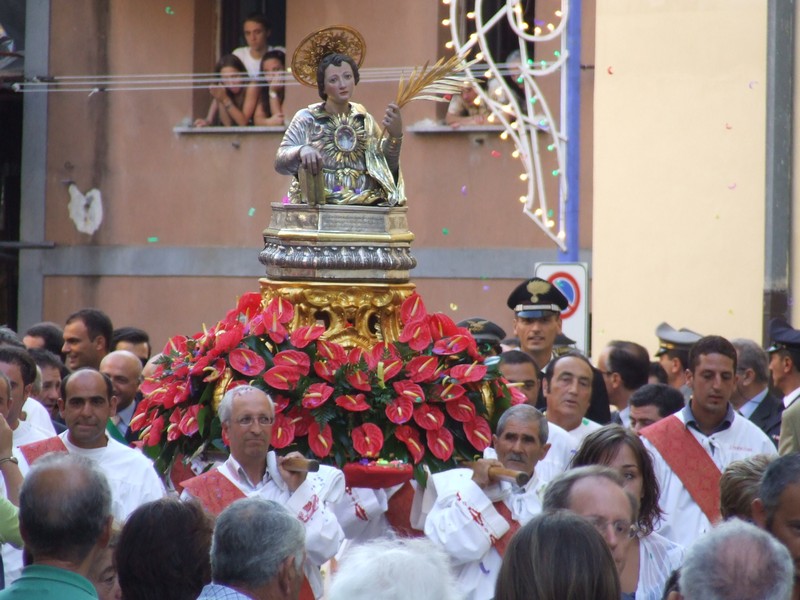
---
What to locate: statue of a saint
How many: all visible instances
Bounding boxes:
[275,27,405,206]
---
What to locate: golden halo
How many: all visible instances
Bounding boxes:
[291,25,367,88]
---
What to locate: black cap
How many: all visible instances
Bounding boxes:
[457,317,506,344]
[654,322,703,357]
[506,277,568,318]
[767,318,800,353]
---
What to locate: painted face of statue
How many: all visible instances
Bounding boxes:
[324,62,356,108]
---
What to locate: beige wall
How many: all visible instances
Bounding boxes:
[34,0,591,351]
[592,0,768,356]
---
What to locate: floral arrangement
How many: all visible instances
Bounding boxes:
[131,291,526,480]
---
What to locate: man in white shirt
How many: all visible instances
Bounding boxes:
[17,368,165,519]
[641,336,776,548]
[424,405,550,600]
[181,385,344,600]
[543,352,601,442]
[232,14,271,79]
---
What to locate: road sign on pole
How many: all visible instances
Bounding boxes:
[534,262,589,354]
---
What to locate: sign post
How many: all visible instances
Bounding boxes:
[534,262,589,354]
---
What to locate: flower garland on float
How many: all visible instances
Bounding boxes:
[131,291,526,483]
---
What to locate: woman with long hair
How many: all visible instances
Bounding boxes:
[495,511,621,600]
[195,54,257,127]
[254,49,286,126]
[571,425,684,600]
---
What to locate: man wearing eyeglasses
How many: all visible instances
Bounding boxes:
[181,385,344,600]
[543,466,638,597]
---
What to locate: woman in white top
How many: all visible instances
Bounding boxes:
[571,425,684,600]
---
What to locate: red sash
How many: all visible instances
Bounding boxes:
[385,481,424,538]
[18,436,67,466]
[181,469,245,516]
[492,500,520,557]
[640,415,722,523]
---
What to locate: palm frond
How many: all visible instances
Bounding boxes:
[394,54,475,108]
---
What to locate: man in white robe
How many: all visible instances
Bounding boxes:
[424,405,551,600]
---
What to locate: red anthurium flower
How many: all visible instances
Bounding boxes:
[508,385,528,405]
[431,382,467,403]
[162,335,188,357]
[263,366,302,390]
[463,416,492,452]
[308,421,333,457]
[352,423,384,458]
[272,395,290,413]
[235,292,263,318]
[270,413,296,449]
[398,319,432,352]
[448,362,488,384]
[166,423,181,442]
[129,401,153,432]
[286,407,314,436]
[273,350,311,375]
[427,313,459,341]
[290,325,326,349]
[446,397,477,422]
[405,355,439,383]
[432,334,472,356]
[265,296,295,323]
[301,383,334,409]
[400,293,427,324]
[335,393,370,412]
[427,427,454,461]
[188,354,213,377]
[313,360,338,382]
[202,358,227,383]
[167,382,190,408]
[264,314,288,344]
[346,369,371,392]
[139,377,164,397]
[212,324,245,356]
[368,342,400,368]
[393,380,425,404]
[229,348,266,377]
[413,404,445,430]
[144,415,165,447]
[395,425,425,464]
[178,404,201,437]
[348,347,369,367]
[385,396,414,424]
[316,340,347,365]
[380,358,404,382]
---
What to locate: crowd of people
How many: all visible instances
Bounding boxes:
[0,273,797,599]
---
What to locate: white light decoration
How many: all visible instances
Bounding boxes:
[446,0,569,250]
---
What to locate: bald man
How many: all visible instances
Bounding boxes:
[100,351,143,443]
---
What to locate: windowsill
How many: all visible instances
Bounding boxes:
[173,125,287,135]
[407,120,505,134]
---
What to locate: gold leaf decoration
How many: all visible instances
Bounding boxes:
[526,280,551,303]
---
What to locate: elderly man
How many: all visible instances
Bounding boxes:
[62,308,113,370]
[197,498,306,600]
[640,336,776,548]
[99,350,143,443]
[677,520,793,600]
[181,385,344,600]
[424,404,551,600]
[543,352,601,442]
[752,453,800,600]
[542,466,638,595]
[597,340,650,428]
[17,368,165,520]
[0,453,113,599]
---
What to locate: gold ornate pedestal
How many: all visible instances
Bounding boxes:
[260,279,417,350]
[259,203,419,349]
